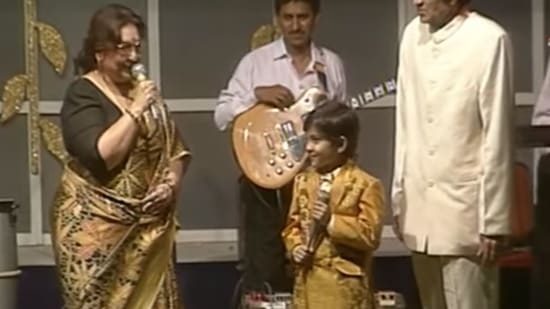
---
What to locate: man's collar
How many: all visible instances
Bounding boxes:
[272,38,287,60]
[273,38,326,65]
[430,11,470,44]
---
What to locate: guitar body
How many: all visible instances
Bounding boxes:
[231,87,327,189]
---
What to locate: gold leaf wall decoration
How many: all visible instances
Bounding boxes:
[1,74,29,123]
[251,24,280,50]
[39,118,69,164]
[36,21,67,75]
[1,0,69,173]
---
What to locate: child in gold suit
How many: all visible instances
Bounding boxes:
[282,101,386,308]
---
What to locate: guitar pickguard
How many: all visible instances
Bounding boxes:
[279,121,306,162]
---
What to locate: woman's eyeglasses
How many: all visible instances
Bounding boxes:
[115,41,141,55]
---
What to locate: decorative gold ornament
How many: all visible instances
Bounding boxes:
[1,74,29,122]
[0,0,68,174]
[36,21,67,74]
[39,118,69,164]
[251,23,280,50]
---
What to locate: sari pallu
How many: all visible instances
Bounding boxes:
[51,73,189,309]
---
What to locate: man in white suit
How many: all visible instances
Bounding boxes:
[392,0,514,308]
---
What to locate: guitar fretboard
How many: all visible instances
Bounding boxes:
[346,78,396,109]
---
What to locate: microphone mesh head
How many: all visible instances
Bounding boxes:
[130,63,147,80]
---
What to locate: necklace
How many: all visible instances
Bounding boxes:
[98,72,134,108]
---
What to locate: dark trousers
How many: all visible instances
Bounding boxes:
[533,154,550,309]
[238,176,294,293]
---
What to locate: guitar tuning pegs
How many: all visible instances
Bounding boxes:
[385,79,397,92]
[374,85,385,97]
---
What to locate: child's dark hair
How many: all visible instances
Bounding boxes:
[303,101,359,158]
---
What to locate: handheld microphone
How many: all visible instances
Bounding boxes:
[130,63,159,119]
[130,62,147,82]
[306,179,331,253]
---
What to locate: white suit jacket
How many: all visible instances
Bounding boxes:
[392,12,514,255]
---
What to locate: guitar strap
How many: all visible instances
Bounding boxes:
[313,47,329,93]
[317,70,328,93]
[316,68,328,93]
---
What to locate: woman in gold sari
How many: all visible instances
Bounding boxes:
[51,4,190,308]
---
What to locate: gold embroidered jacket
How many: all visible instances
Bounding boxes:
[282,160,386,309]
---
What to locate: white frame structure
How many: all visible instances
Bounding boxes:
[0,0,545,261]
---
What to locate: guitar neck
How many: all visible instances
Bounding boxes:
[347,78,396,109]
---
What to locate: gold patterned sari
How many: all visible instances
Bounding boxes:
[51,72,190,309]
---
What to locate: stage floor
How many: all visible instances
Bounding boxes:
[16,258,423,309]
[14,240,529,309]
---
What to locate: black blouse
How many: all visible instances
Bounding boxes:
[60,78,125,183]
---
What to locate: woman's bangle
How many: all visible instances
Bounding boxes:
[125,109,142,123]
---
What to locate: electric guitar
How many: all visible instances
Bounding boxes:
[231,79,396,189]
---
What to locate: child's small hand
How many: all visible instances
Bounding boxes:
[312,200,331,226]
[292,244,310,263]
